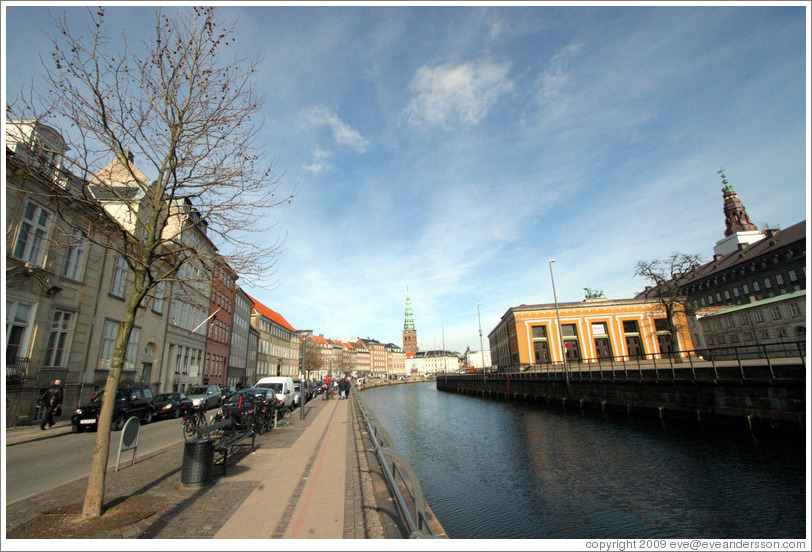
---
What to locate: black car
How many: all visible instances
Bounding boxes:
[152,392,192,419]
[215,389,259,426]
[71,385,154,432]
[221,386,237,403]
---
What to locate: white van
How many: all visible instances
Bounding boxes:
[254,376,296,411]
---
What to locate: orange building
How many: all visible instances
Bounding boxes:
[488,298,695,369]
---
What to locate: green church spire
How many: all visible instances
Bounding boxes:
[404,290,415,331]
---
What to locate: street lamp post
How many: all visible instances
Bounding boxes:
[549,259,569,392]
[477,302,486,384]
[297,330,312,420]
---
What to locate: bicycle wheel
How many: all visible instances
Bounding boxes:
[182,418,196,440]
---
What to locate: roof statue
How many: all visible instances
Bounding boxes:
[584,287,605,300]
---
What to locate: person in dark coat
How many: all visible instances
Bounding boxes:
[39,379,64,430]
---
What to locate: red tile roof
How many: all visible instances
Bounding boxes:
[247,295,297,333]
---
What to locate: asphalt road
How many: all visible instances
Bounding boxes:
[5,415,194,504]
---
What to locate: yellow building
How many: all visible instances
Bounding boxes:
[488,298,695,369]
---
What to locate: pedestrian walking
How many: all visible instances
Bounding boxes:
[339,378,347,399]
[38,379,64,430]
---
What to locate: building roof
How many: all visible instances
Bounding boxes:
[678,220,806,288]
[247,295,297,333]
[711,289,806,316]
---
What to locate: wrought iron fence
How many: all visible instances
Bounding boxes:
[444,341,805,384]
[353,391,441,539]
[6,357,29,385]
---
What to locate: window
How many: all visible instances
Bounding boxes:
[152,281,165,313]
[98,321,119,370]
[6,299,37,359]
[61,228,88,281]
[726,317,735,328]
[653,318,669,332]
[730,334,739,343]
[561,324,577,337]
[753,281,761,292]
[110,255,127,297]
[531,325,548,338]
[733,287,740,297]
[788,269,798,282]
[776,274,784,285]
[754,310,764,323]
[771,306,782,321]
[739,314,749,325]
[13,200,52,266]
[788,302,801,316]
[742,284,750,295]
[124,327,140,371]
[724,290,730,300]
[764,277,772,289]
[43,310,73,367]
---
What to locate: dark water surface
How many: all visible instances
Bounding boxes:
[361,382,807,539]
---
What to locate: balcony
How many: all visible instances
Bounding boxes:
[6,357,30,385]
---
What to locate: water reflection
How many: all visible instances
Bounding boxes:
[362,382,806,539]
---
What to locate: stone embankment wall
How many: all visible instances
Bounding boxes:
[436,365,805,431]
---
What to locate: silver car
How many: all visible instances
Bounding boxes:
[185,384,222,410]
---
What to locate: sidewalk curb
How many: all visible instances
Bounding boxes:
[5,423,73,447]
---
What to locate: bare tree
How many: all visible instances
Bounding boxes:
[303,337,323,379]
[8,7,290,519]
[634,252,703,359]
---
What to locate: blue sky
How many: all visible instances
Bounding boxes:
[4,3,809,354]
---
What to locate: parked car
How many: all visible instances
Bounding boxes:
[292,380,312,406]
[220,386,237,403]
[71,385,154,432]
[152,392,192,419]
[254,376,295,411]
[185,384,222,410]
[215,389,259,428]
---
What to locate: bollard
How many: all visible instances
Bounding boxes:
[181,438,215,487]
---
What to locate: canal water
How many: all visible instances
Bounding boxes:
[361,382,807,539]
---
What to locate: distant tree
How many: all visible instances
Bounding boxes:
[634,252,703,360]
[8,7,291,520]
[303,337,323,379]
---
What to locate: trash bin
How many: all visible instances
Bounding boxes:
[181,438,215,487]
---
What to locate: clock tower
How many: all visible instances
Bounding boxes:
[402,290,418,358]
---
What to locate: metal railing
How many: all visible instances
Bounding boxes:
[6,357,29,385]
[353,391,440,539]
[445,341,805,384]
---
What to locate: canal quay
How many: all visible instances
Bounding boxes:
[4,390,445,542]
[361,380,808,540]
[437,350,806,431]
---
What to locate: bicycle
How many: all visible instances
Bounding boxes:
[181,403,208,440]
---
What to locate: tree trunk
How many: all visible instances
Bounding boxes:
[81,271,146,519]
[668,309,684,364]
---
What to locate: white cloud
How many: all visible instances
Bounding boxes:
[532,43,584,123]
[302,147,334,174]
[304,106,369,153]
[404,58,514,129]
